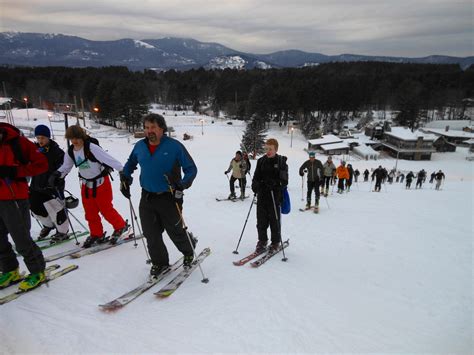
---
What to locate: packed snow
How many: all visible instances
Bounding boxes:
[1,108,472,353]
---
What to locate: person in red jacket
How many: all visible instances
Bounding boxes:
[0,123,49,291]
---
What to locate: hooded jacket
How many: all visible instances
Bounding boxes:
[0,123,48,200]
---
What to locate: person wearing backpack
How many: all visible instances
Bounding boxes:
[29,125,69,243]
[0,122,49,291]
[49,125,128,248]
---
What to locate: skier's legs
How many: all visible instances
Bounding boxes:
[229,176,237,196]
[0,211,19,273]
[256,198,270,242]
[94,177,126,231]
[81,184,104,236]
[240,177,246,196]
[306,181,314,203]
[43,198,69,234]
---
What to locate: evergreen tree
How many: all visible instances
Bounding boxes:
[240,117,267,159]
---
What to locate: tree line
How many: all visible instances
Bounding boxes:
[1,62,473,134]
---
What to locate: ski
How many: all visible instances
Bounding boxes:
[0,264,61,290]
[250,240,289,267]
[69,234,143,259]
[299,206,319,213]
[154,248,211,298]
[232,249,267,266]
[0,265,78,305]
[216,196,250,202]
[37,231,89,250]
[99,257,183,311]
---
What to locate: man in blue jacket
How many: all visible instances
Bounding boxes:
[120,114,198,277]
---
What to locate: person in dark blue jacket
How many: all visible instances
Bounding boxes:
[120,114,198,277]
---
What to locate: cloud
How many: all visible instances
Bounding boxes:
[0,0,472,56]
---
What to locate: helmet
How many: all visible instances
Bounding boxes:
[65,195,79,209]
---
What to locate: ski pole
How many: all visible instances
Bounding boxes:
[127,198,151,263]
[270,190,288,262]
[233,194,257,254]
[67,210,89,231]
[164,175,209,283]
[324,195,330,209]
[301,175,304,201]
[56,188,79,246]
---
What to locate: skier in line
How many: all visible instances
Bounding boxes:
[0,122,49,291]
[335,161,349,194]
[372,165,386,192]
[346,163,354,192]
[299,151,323,210]
[434,170,445,190]
[49,125,128,248]
[322,156,336,197]
[354,169,360,183]
[120,114,198,276]
[399,173,405,183]
[363,169,370,182]
[416,169,426,189]
[29,125,69,243]
[429,171,436,184]
[224,151,248,200]
[252,138,288,253]
[405,171,415,189]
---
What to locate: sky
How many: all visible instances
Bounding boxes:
[0,0,472,57]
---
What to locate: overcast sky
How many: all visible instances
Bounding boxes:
[1,0,472,57]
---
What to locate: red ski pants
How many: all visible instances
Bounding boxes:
[81,176,125,237]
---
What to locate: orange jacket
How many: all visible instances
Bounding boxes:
[336,165,350,179]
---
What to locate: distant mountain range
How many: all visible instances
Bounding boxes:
[1,32,472,71]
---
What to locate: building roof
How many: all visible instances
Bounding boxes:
[421,128,474,139]
[384,127,437,141]
[0,97,12,105]
[308,134,342,146]
[353,144,380,156]
[464,139,474,144]
[320,142,350,151]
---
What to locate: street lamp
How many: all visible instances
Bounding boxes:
[93,107,99,121]
[290,127,294,148]
[200,119,204,135]
[23,97,30,121]
[47,113,55,139]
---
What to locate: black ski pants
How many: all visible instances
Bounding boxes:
[230,176,246,196]
[375,178,382,191]
[256,192,281,245]
[338,178,346,191]
[29,190,54,217]
[0,199,45,274]
[307,180,320,204]
[322,176,331,190]
[139,191,194,267]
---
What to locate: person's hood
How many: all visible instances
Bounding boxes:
[0,123,21,143]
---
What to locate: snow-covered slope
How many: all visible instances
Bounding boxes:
[1,109,472,353]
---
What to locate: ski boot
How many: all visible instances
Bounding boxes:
[268,242,280,253]
[18,271,45,292]
[150,264,169,278]
[37,226,54,241]
[255,240,268,253]
[305,201,311,210]
[50,232,70,245]
[82,233,106,248]
[240,193,245,200]
[110,223,130,245]
[0,268,21,289]
[183,255,194,269]
[228,193,236,200]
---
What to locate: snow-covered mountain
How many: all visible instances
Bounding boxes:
[0,32,473,70]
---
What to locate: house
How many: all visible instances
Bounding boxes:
[320,142,350,155]
[381,126,437,160]
[352,144,380,160]
[432,136,456,152]
[421,127,474,145]
[307,134,342,150]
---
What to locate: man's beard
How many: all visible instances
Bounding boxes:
[148,133,157,142]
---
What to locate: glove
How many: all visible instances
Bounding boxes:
[299,171,304,177]
[173,182,184,204]
[0,166,17,179]
[119,172,132,199]
[48,171,64,189]
[224,171,229,175]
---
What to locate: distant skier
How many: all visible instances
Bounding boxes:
[405,171,415,189]
[322,156,336,197]
[429,171,436,183]
[120,113,198,276]
[29,125,69,243]
[399,173,405,183]
[224,151,248,200]
[372,165,385,192]
[434,170,445,190]
[49,125,128,248]
[346,164,354,192]
[416,169,426,189]
[363,169,369,182]
[299,151,323,210]
[354,169,360,183]
[0,122,48,291]
[335,161,349,194]
[252,138,288,253]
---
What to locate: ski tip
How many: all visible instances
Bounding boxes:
[155,291,173,298]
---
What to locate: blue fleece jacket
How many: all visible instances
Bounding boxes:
[122,135,197,193]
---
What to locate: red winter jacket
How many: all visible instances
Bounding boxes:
[0,123,48,200]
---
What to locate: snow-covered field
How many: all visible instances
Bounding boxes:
[1,109,473,353]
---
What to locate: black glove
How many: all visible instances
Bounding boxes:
[48,171,64,189]
[0,166,17,179]
[173,182,184,204]
[119,172,132,199]
[299,171,304,177]
[224,171,229,175]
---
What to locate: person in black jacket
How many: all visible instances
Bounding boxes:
[372,165,386,192]
[299,151,323,209]
[252,138,288,253]
[416,169,426,189]
[363,169,369,182]
[29,125,69,243]
[405,171,415,189]
[346,164,354,192]
[434,170,445,190]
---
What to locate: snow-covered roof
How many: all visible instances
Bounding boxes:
[353,144,380,156]
[384,127,437,141]
[320,142,349,151]
[421,128,474,139]
[0,97,12,105]
[308,134,342,146]
[424,119,473,131]
[464,138,474,144]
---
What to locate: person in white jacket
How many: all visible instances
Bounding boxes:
[49,125,128,248]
